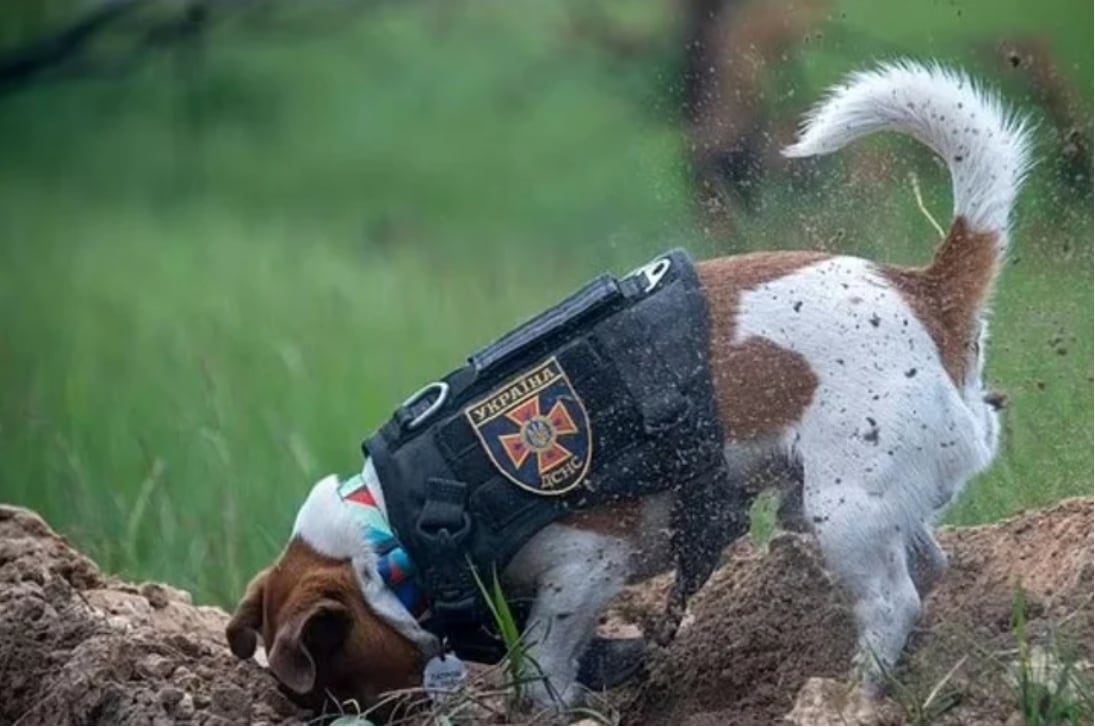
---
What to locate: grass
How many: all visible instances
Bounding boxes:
[872,577,1093,726]
[1009,586,1095,725]
[470,564,529,704]
[0,0,1091,609]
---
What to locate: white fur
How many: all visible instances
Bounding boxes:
[734,256,1001,677]
[293,468,440,657]
[292,474,375,564]
[783,60,1031,239]
[747,61,1027,680]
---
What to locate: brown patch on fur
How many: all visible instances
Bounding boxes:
[698,252,828,440]
[883,217,999,384]
[559,501,644,539]
[226,538,423,708]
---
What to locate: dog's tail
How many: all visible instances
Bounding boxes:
[783,60,1031,262]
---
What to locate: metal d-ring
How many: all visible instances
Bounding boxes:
[402,381,449,430]
[633,257,671,293]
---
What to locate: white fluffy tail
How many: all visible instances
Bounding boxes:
[783,61,1031,241]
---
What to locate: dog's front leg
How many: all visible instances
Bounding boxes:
[504,523,632,709]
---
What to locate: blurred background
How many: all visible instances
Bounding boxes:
[0,0,1090,607]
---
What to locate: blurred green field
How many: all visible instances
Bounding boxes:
[0,0,1091,607]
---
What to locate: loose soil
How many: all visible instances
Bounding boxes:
[0,499,1091,725]
[609,497,1093,725]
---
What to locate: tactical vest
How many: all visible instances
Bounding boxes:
[364,249,751,654]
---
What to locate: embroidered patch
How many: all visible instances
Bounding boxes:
[465,357,592,496]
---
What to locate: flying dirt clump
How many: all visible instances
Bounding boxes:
[0,499,1091,725]
[0,505,308,725]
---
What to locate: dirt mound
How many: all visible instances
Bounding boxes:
[0,506,308,725]
[612,533,856,725]
[612,497,1094,725]
[0,499,1090,725]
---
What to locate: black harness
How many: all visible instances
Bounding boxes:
[363,249,750,658]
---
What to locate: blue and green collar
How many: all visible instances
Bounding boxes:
[335,474,424,617]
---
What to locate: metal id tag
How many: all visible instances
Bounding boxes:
[422,653,468,703]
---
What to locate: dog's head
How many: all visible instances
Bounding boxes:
[226,473,434,708]
[226,538,423,707]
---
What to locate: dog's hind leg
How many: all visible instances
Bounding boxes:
[805,483,923,690]
[907,525,948,599]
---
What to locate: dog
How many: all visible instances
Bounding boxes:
[226,61,1029,711]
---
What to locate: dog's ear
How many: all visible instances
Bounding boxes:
[268,599,352,695]
[226,567,271,659]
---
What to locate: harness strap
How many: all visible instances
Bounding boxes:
[414,478,479,622]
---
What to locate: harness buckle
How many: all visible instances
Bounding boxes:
[400,381,450,430]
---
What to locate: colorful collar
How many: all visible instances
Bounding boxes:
[336,474,424,617]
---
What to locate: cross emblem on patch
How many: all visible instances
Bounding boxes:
[465,357,592,496]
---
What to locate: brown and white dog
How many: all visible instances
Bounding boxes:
[226,62,1029,710]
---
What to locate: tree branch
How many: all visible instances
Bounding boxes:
[0,0,147,86]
